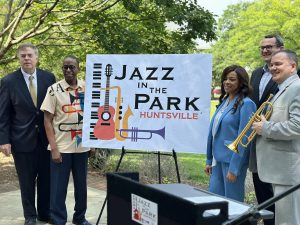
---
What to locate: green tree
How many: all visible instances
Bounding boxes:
[0,0,217,77]
[210,0,300,85]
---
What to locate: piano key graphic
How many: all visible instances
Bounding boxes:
[91,111,98,120]
[93,64,102,80]
[89,63,103,141]
[92,91,101,99]
[92,102,100,108]
[92,83,101,88]
[90,131,97,140]
[93,63,102,69]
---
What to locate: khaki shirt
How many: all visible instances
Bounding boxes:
[41,79,89,153]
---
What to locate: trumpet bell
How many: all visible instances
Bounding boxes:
[226,94,274,153]
[226,142,239,153]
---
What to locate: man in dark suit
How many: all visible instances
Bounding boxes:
[0,43,56,225]
[249,34,284,225]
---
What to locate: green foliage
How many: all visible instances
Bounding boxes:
[210,100,218,118]
[0,0,217,78]
[245,191,256,205]
[122,0,143,13]
[211,0,300,84]
[73,0,216,54]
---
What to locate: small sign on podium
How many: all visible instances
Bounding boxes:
[132,193,158,225]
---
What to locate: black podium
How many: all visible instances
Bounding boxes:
[149,183,274,225]
[106,172,273,225]
[107,172,228,225]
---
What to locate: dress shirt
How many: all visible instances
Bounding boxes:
[21,68,37,93]
[259,64,272,100]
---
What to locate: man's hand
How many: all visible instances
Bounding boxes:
[89,148,96,158]
[51,149,62,163]
[252,115,267,135]
[0,144,12,156]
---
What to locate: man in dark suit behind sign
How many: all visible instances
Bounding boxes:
[0,43,56,225]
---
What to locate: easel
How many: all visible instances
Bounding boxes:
[95,146,181,225]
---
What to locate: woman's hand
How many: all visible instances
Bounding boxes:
[204,165,212,175]
[226,172,237,182]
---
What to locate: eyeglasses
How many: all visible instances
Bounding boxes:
[62,65,76,71]
[259,45,276,51]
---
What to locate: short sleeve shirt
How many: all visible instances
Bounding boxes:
[41,79,88,153]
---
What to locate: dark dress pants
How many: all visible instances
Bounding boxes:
[252,172,275,225]
[12,143,51,220]
[50,152,89,225]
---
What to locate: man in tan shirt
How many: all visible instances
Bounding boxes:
[41,55,91,225]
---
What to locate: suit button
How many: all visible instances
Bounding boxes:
[35,125,39,129]
[36,111,39,115]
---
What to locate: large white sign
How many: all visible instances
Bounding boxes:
[82,54,212,153]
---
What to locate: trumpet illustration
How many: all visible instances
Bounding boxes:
[116,127,165,142]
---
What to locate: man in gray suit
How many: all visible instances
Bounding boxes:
[252,49,300,225]
[249,34,284,225]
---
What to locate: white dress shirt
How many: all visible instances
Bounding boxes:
[21,68,37,93]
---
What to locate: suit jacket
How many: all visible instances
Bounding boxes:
[256,75,300,185]
[248,66,279,172]
[0,68,56,152]
[206,96,256,175]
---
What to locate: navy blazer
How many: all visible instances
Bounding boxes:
[250,67,278,106]
[0,68,56,152]
[248,66,278,172]
[206,96,256,176]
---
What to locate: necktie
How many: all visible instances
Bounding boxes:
[29,75,37,107]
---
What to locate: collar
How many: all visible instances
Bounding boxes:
[278,74,298,91]
[263,64,270,73]
[21,68,37,79]
[220,95,238,107]
[61,79,84,91]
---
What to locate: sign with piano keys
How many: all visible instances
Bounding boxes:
[82,54,212,153]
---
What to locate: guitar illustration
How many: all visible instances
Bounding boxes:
[94,64,116,140]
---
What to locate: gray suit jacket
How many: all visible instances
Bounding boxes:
[256,75,300,185]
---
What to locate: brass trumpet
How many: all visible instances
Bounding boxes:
[226,94,274,153]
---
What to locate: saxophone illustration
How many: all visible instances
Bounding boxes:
[111,86,133,141]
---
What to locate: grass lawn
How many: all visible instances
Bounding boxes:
[176,153,208,187]
[102,151,209,187]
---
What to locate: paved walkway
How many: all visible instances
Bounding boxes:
[0,173,108,225]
